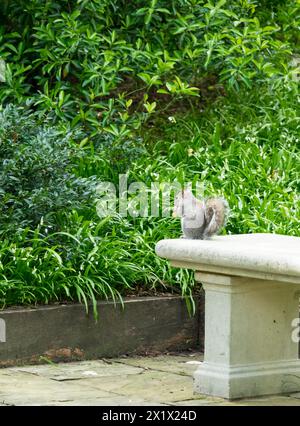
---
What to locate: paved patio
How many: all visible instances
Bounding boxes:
[1,352,300,406]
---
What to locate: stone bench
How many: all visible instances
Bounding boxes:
[155,233,300,399]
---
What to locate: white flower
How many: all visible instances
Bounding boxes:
[168,116,176,123]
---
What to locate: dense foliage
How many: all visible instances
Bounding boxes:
[0,0,294,132]
[0,0,299,312]
[0,105,95,233]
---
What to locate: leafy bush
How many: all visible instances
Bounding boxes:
[0,1,298,313]
[139,82,300,237]
[0,210,193,315]
[0,78,298,312]
[0,0,292,135]
[0,104,95,233]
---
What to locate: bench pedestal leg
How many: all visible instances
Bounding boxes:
[194,273,300,399]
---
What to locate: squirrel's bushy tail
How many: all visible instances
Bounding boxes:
[204,197,230,238]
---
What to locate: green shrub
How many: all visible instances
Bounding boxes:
[0,79,298,312]
[0,0,293,136]
[0,104,95,234]
[0,2,298,313]
[139,81,300,236]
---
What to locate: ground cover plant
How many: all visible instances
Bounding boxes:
[0,0,299,313]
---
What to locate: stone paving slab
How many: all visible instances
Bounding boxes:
[0,353,300,406]
[170,398,234,406]
[113,354,203,376]
[47,398,167,406]
[11,360,143,381]
[77,370,196,403]
[0,371,112,406]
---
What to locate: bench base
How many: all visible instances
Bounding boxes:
[194,359,300,399]
[193,273,300,400]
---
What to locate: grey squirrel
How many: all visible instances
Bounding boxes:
[173,189,229,239]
